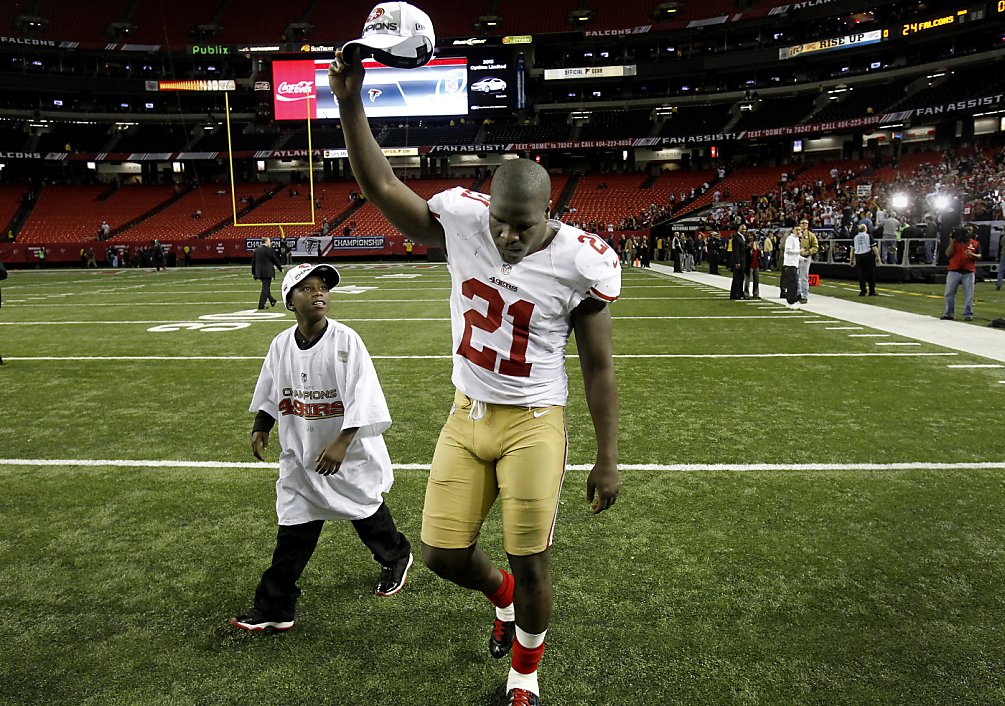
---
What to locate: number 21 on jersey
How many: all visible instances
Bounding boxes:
[456,278,536,377]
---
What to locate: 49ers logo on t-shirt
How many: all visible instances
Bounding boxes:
[279,387,344,419]
[278,398,345,419]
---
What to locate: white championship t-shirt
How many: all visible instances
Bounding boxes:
[428,187,622,407]
[250,319,394,524]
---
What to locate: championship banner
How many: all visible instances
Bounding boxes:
[295,236,387,257]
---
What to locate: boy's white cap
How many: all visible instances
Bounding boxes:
[342,2,435,69]
[282,263,341,309]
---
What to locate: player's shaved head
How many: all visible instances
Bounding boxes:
[491,159,551,210]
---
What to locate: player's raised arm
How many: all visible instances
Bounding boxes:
[572,297,620,514]
[329,51,445,249]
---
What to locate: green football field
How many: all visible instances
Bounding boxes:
[1,263,1003,705]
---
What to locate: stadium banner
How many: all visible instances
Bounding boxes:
[584,26,652,37]
[768,0,839,15]
[294,236,387,257]
[739,112,911,139]
[913,92,1005,117]
[154,79,236,91]
[543,65,637,80]
[244,238,297,252]
[0,151,43,160]
[778,30,883,60]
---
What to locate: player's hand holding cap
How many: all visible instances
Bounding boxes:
[341,2,435,69]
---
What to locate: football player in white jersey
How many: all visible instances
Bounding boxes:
[230,263,413,633]
[331,54,620,706]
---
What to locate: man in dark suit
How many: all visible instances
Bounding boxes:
[729,225,748,299]
[252,236,283,309]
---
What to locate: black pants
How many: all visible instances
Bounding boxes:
[257,278,276,309]
[856,252,876,294]
[253,502,410,619]
[781,266,800,304]
[730,266,745,299]
[708,252,718,274]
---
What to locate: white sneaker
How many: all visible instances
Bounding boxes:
[786,302,802,309]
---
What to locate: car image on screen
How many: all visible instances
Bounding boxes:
[471,76,507,92]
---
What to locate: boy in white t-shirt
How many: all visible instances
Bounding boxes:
[230,263,412,632]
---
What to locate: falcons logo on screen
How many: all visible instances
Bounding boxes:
[368,88,383,102]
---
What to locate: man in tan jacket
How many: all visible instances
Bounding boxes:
[797,219,819,303]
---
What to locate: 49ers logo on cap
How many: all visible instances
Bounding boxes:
[363,5,399,34]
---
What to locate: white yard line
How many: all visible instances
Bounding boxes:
[2,459,1003,472]
[3,352,958,362]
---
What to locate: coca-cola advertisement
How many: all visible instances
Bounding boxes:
[272,60,317,121]
[272,57,470,121]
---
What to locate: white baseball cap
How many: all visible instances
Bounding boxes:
[342,2,435,69]
[282,262,341,309]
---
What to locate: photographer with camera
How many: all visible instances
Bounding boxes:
[941,225,981,321]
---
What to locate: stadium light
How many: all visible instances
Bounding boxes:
[933,194,950,212]
[891,193,909,210]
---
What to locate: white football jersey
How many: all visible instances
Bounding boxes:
[250,319,394,524]
[428,187,621,407]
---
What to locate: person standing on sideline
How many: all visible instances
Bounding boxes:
[850,223,878,296]
[152,240,166,272]
[252,236,283,309]
[232,262,413,632]
[782,226,802,308]
[729,225,748,299]
[879,211,900,265]
[996,228,1004,291]
[744,228,760,299]
[923,215,939,265]
[330,48,621,706]
[761,232,773,271]
[0,254,5,364]
[797,219,818,304]
[707,230,720,274]
[941,228,981,321]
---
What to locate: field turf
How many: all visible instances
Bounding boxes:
[0,263,1002,705]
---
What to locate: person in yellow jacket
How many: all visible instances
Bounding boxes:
[797,219,819,303]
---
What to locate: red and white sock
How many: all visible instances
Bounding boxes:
[507,626,546,695]
[483,569,515,622]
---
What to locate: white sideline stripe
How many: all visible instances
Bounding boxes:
[2,352,959,362]
[848,334,890,337]
[826,326,863,330]
[946,364,1004,368]
[875,342,922,346]
[802,320,831,324]
[2,459,1004,472]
